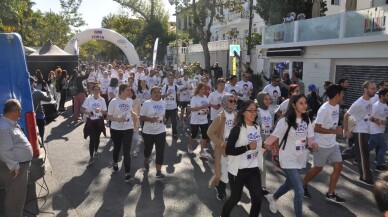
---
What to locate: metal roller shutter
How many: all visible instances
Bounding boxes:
[335,65,388,107]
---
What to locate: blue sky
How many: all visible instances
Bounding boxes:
[32,0,175,30]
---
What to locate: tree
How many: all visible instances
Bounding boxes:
[112,0,174,62]
[59,0,86,30]
[320,0,328,16]
[255,0,314,25]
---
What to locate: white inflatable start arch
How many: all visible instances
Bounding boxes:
[64,28,140,64]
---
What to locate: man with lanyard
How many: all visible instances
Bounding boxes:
[263,75,282,114]
[0,99,33,217]
[344,81,376,186]
[161,73,179,139]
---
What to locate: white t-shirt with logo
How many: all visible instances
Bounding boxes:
[272,117,314,169]
[190,95,209,125]
[110,69,118,79]
[237,81,253,101]
[314,102,339,148]
[99,77,111,94]
[146,76,157,88]
[140,99,166,134]
[87,71,98,83]
[263,84,281,112]
[257,108,273,137]
[178,78,193,102]
[207,91,226,121]
[137,89,151,105]
[107,86,119,101]
[370,101,388,134]
[279,99,290,115]
[224,111,235,142]
[161,85,179,110]
[347,97,373,133]
[108,98,134,130]
[239,125,261,169]
[225,84,241,98]
[118,78,127,85]
[82,96,107,120]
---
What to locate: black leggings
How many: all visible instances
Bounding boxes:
[111,129,133,173]
[36,118,45,142]
[89,120,102,157]
[142,132,166,165]
[165,109,177,134]
[59,89,67,109]
[222,168,262,217]
[190,124,209,139]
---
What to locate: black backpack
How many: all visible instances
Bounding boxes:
[164,84,179,103]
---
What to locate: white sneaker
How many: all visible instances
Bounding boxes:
[188,146,194,154]
[200,150,208,158]
[267,194,278,213]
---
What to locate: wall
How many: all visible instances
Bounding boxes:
[325,0,372,16]
[185,50,229,75]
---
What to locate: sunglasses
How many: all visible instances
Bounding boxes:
[229,100,237,103]
[245,109,257,113]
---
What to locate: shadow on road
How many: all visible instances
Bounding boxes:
[135,171,165,217]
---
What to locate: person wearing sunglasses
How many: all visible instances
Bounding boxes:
[263,74,282,114]
[208,78,227,123]
[208,93,237,201]
[82,84,107,165]
[222,100,263,217]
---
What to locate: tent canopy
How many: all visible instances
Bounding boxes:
[30,41,72,56]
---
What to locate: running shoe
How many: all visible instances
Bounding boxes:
[303,186,312,199]
[326,192,345,203]
[187,146,194,154]
[262,187,270,196]
[200,150,208,158]
[93,151,99,159]
[113,163,119,172]
[267,194,278,213]
[156,171,165,178]
[215,187,225,201]
[376,165,387,172]
[359,178,374,186]
[125,174,132,182]
[88,158,94,165]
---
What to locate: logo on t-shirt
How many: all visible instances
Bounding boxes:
[247,131,260,141]
[295,122,308,137]
[91,102,101,109]
[225,119,234,129]
[119,103,131,112]
[152,104,164,112]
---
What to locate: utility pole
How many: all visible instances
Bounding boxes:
[169,0,179,69]
[246,0,254,63]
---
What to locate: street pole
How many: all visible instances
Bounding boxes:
[247,0,253,62]
[175,2,179,68]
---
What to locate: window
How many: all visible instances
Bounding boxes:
[253,27,258,33]
[331,0,340,5]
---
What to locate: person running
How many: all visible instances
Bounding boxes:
[221,100,263,217]
[302,84,346,203]
[208,93,237,201]
[107,84,137,182]
[344,81,376,185]
[208,78,227,123]
[161,73,179,139]
[58,69,69,111]
[177,72,193,122]
[140,86,167,178]
[369,88,388,171]
[264,94,319,217]
[188,83,210,158]
[129,88,141,158]
[256,92,275,196]
[278,84,300,116]
[225,75,242,109]
[107,77,119,102]
[263,75,282,114]
[82,84,107,165]
[137,79,151,106]
[99,71,111,106]
[237,72,253,103]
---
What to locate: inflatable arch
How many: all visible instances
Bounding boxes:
[64,28,140,64]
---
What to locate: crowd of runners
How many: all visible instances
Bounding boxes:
[29,61,388,217]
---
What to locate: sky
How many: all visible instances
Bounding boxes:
[32,0,176,30]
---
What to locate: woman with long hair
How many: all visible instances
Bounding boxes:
[278,84,300,116]
[188,83,210,158]
[207,93,237,201]
[264,94,319,217]
[108,77,119,102]
[47,70,56,100]
[129,88,141,158]
[137,79,150,106]
[55,67,62,109]
[35,69,47,92]
[221,100,263,217]
[107,84,137,182]
[58,69,69,111]
[139,86,167,178]
[82,84,107,164]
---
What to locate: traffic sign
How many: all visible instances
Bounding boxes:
[229,45,240,57]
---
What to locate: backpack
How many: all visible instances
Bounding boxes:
[68,78,78,96]
[164,84,179,103]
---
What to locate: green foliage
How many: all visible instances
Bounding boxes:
[321,0,328,17]
[244,33,262,48]
[255,0,314,25]
[79,40,125,61]
[59,0,86,29]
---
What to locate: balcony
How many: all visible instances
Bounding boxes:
[166,46,188,57]
[262,5,388,47]
[187,39,247,53]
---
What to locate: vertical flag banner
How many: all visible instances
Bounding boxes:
[152,38,159,69]
[74,39,79,55]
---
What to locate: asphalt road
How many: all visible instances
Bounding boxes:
[24,107,382,217]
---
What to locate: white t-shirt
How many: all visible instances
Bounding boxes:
[108,98,134,130]
[99,77,111,94]
[224,111,235,142]
[225,84,241,98]
[87,71,98,83]
[258,108,273,137]
[347,97,373,133]
[192,74,202,87]
[82,96,107,120]
[207,90,226,121]
[107,86,119,101]
[314,102,339,148]
[237,81,253,101]
[118,78,127,85]
[161,84,179,110]
[110,70,118,79]
[371,93,379,104]
[140,99,166,134]
[279,99,290,115]
[137,89,151,105]
[178,78,193,102]
[190,95,209,125]
[146,76,157,88]
[263,84,281,112]
[370,101,388,134]
[272,117,314,169]
[239,125,261,169]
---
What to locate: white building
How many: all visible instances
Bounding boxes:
[325,0,372,15]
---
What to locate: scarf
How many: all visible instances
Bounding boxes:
[257,92,269,110]
[221,93,235,114]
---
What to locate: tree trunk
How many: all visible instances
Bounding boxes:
[200,39,211,73]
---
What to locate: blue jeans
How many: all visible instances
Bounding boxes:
[273,169,304,217]
[369,133,387,166]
